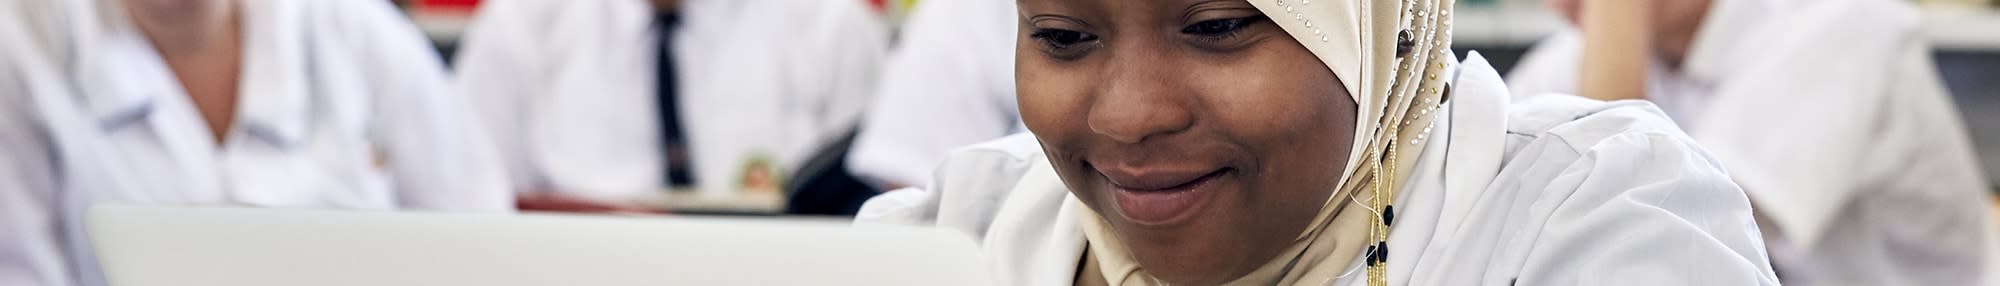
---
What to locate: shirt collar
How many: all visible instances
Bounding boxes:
[75,0,165,131]
[1681,0,1776,86]
[78,0,311,147]
[232,0,312,147]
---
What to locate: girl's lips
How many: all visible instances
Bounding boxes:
[1107,169,1227,226]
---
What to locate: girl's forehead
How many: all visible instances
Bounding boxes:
[1016,0,1253,15]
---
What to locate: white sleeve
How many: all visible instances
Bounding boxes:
[341,0,513,212]
[1818,33,2000,286]
[1508,115,1779,285]
[856,134,1042,239]
[1685,1,1920,248]
[845,0,1021,187]
[0,65,72,286]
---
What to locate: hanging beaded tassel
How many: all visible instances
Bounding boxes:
[1365,0,1453,284]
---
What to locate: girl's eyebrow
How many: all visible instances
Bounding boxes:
[1024,10,1097,32]
[1180,0,1253,23]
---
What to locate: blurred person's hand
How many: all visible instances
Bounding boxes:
[1575,0,1652,101]
[515,191,663,214]
[1558,0,1714,101]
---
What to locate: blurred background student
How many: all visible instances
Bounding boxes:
[0,0,510,285]
[844,0,1023,191]
[450,0,889,214]
[1505,0,2000,284]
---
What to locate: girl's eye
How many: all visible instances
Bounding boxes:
[1030,28,1100,59]
[1181,16,1261,37]
[1031,28,1099,48]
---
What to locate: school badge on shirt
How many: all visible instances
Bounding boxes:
[738,153,784,194]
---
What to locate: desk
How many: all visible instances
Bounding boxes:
[626,189,788,215]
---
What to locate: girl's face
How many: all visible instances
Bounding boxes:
[1014,0,1358,284]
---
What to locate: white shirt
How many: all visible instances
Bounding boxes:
[0,0,512,285]
[856,54,1780,285]
[844,0,1024,188]
[1506,31,1714,126]
[453,0,889,196]
[1507,0,2000,284]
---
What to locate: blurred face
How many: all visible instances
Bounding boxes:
[652,0,682,12]
[1548,0,1713,66]
[1014,0,1357,284]
[123,0,229,25]
[121,0,237,48]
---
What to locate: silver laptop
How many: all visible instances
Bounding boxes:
[87,206,992,286]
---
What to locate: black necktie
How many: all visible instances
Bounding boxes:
[658,13,694,187]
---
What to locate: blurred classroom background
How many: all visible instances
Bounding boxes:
[390,0,2000,215]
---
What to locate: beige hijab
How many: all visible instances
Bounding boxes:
[1076,0,1457,284]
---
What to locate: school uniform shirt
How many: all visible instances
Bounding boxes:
[857,54,1781,285]
[0,0,512,285]
[453,0,889,196]
[1508,0,2000,284]
[844,0,1024,188]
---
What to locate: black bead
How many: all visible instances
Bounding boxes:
[1377,242,1389,262]
[1383,205,1396,226]
[1365,245,1381,264]
[1395,30,1414,58]
[1368,241,1390,264]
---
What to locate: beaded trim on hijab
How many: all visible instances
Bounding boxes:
[1266,0,1455,284]
[1358,0,1454,284]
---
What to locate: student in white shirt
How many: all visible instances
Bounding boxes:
[856,0,1780,284]
[0,0,510,285]
[453,0,889,209]
[1508,0,2000,284]
[845,0,1024,190]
